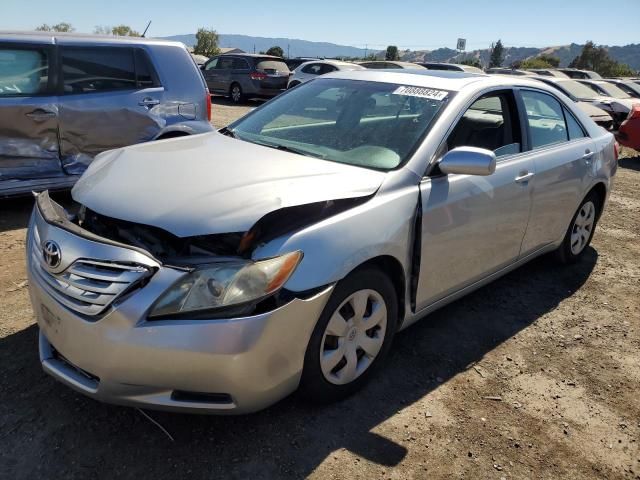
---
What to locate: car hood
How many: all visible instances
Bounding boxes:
[72,132,386,237]
[576,101,611,118]
[582,96,634,114]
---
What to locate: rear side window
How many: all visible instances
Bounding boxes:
[564,108,586,140]
[134,49,160,88]
[232,58,249,70]
[256,60,289,73]
[216,57,234,69]
[520,90,567,148]
[0,47,50,96]
[62,47,136,93]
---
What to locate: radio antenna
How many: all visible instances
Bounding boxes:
[141,21,152,37]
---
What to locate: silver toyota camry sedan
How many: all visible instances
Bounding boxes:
[27,70,617,414]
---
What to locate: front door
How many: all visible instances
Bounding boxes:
[0,43,62,182]
[57,45,164,175]
[415,89,534,309]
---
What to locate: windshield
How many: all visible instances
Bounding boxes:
[597,82,632,99]
[229,78,450,170]
[558,80,604,100]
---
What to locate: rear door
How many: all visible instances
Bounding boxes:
[57,45,164,174]
[416,89,534,309]
[211,56,234,93]
[0,43,62,181]
[517,88,596,254]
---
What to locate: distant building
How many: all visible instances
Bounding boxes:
[219,47,245,54]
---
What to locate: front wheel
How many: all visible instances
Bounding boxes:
[556,192,600,263]
[300,268,398,403]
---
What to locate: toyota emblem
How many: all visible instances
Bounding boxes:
[42,240,62,269]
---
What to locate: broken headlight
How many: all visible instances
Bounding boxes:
[148,251,302,318]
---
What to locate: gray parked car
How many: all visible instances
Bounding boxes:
[201,53,290,103]
[28,71,616,414]
[0,31,212,197]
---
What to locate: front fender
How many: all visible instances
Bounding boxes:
[253,185,419,292]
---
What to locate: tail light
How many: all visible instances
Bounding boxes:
[250,71,268,81]
[627,103,640,120]
[206,90,212,121]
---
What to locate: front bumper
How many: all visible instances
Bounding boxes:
[27,195,333,414]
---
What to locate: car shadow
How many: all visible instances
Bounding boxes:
[211,95,266,107]
[0,248,598,478]
[618,155,640,171]
[0,192,73,233]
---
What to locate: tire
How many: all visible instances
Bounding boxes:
[300,267,398,403]
[229,83,243,104]
[556,191,601,264]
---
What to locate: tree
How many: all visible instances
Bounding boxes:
[385,45,399,61]
[519,55,561,69]
[489,40,504,68]
[111,25,140,37]
[569,41,635,77]
[193,28,220,57]
[93,25,140,36]
[265,46,284,58]
[460,58,481,68]
[36,22,74,32]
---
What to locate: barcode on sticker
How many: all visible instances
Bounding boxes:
[392,86,448,101]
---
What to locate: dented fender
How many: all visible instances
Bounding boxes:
[253,179,420,295]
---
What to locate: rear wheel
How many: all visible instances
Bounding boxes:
[230,83,243,104]
[556,192,600,263]
[300,268,398,403]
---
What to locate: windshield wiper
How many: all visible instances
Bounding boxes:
[219,127,237,138]
[264,142,326,159]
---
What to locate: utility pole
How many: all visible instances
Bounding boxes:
[364,44,368,58]
[253,44,256,53]
[287,43,290,59]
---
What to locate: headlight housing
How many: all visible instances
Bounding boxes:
[149,251,302,318]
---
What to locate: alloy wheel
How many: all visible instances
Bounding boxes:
[231,85,241,102]
[320,289,387,385]
[570,200,596,255]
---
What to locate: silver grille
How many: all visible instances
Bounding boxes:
[31,234,151,316]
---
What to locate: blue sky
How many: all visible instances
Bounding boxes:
[2,0,638,50]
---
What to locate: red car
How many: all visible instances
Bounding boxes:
[617,104,640,151]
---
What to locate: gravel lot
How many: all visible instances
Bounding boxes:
[0,100,638,479]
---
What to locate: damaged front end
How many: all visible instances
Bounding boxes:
[36,190,369,320]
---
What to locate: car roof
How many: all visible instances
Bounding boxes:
[0,30,184,47]
[322,69,558,93]
[221,53,283,59]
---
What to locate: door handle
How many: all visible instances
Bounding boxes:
[515,171,535,184]
[583,150,595,161]
[25,109,57,121]
[138,97,160,108]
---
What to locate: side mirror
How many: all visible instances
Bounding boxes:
[439,146,496,176]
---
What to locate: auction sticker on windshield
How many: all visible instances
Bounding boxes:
[392,86,448,101]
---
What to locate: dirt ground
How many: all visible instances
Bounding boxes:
[0,99,638,479]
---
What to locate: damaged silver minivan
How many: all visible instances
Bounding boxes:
[28,70,616,413]
[0,31,212,197]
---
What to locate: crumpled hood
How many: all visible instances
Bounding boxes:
[585,96,635,114]
[72,132,386,237]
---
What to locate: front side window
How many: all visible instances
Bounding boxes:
[62,47,136,93]
[204,58,218,70]
[216,57,234,70]
[447,91,522,157]
[0,48,49,96]
[230,78,450,170]
[302,63,323,75]
[521,90,576,148]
